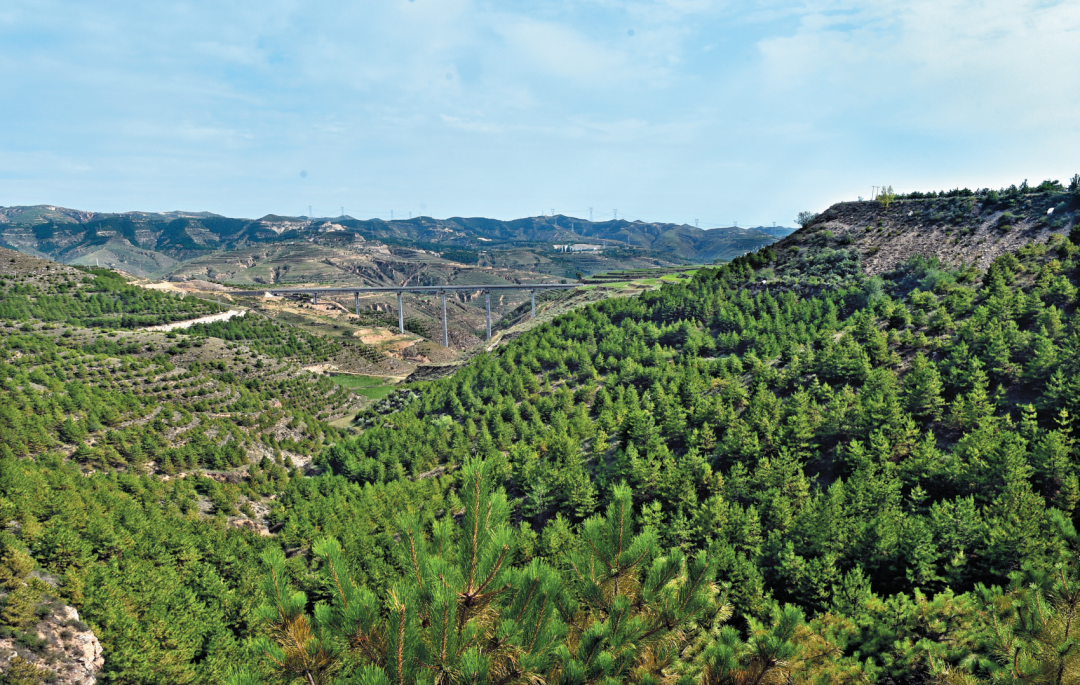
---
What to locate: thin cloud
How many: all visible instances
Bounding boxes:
[0,0,1076,223]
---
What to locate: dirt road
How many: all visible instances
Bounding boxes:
[146,309,246,332]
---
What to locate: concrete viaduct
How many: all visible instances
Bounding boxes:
[226,284,580,346]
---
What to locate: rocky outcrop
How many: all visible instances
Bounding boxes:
[0,604,104,684]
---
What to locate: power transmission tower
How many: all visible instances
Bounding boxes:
[695,219,698,228]
[341,206,344,219]
[614,209,618,220]
[391,210,394,221]
[589,207,593,221]
[309,205,312,219]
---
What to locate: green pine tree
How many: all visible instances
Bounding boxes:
[903,352,945,421]
[561,483,719,684]
[238,459,572,685]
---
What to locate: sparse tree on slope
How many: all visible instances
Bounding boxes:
[878,185,897,209]
[796,212,819,229]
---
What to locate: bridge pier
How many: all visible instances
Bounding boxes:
[233,284,578,345]
[440,291,448,347]
[485,291,491,340]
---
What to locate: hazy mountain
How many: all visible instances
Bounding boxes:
[0,205,788,276]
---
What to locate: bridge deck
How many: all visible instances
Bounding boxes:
[225,283,580,345]
[224,284,578,296]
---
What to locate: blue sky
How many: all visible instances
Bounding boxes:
[1,0,1078,226]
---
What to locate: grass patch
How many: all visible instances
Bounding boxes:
[330,374,388,388]
[329,374,395,400]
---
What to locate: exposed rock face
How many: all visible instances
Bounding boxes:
[0,605,104,684]
[800,195,1077,275]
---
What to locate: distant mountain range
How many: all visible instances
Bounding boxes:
[0,205,794,278]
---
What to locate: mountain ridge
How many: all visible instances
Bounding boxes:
[0,204,793,277]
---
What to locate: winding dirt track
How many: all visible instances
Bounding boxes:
[146,309,246,332]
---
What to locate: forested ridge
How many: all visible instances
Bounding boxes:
[5,217,1080,683]
[265,226,1080,683]
[0,267,226,329]
[0,253,373,682]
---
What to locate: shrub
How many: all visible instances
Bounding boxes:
[796,211,819,228]
[15,629,48,651]
[1,582,44,628]
[1069,224,1080,246]
[3,656,51,683]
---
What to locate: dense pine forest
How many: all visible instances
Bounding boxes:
[5,190,1080,683]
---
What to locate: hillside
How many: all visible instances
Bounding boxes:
[0,246,406,682]
[5,184,1080,683]
[792,189,1076,275]
[0,205,786,278]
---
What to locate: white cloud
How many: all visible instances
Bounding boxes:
[493,17,634,85]
[755,0,1080,131]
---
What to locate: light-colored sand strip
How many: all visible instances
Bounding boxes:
[146,309,246,332]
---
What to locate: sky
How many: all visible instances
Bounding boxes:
[1,0,1078,227]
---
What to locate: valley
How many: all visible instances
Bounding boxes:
[0,205,782,354]
[3,183,1080,683]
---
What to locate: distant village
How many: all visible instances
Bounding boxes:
[552,243,605,252]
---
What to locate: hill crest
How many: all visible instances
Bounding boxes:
[777,190,1077,276]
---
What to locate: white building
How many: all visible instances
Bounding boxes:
[553,243,603,253]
